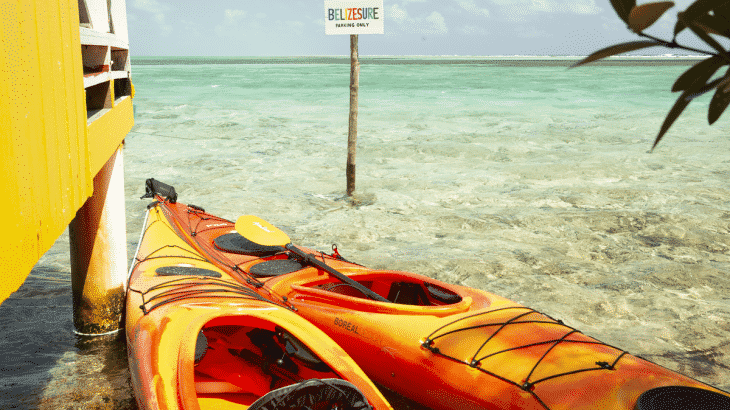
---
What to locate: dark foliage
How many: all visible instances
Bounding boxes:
[571,0,730,149]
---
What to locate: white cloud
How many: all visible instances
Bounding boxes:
[460,24,488,35]
[493,0,601,19]
[515,25,550,38]
[215,9,247,37]
[531,0,601,14]
[567,0,602,14]
[213,8,308,49]
[133,0,172,36]
[224,9,247,24]
[388,4,448,35]
[179,19,201,38]
[390,4,409,22]
[455,0,491,18]
[133,0,166,14]
[425,12,448,34]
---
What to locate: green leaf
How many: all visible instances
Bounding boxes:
[652,75,724,149]
[653,91,692,150]
[710,2,730,39]
[686,21,730,57]
[708,73,730,124]
[683,0,721,20]
[570,40,661,68]
[610,0,637,23]
[694,14,730,38]
[674,0,718,38]
[686,76,725,100]
[674,14,686,38]
[628,2,674,33]
[672,55,725,92]
[715,1,730,19]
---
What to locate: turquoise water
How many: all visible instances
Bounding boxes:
[2,57,730,409]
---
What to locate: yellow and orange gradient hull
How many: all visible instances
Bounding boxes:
[125,204,393,410]
[134,183,730,410]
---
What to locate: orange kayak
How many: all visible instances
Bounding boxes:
[125,184,393,410]
[137,179,730,410]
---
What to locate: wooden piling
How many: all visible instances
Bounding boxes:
[69,144,127,335]
[346,34,359,197]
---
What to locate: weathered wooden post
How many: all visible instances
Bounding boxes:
[347,34,359,196]
[324,0,384,197]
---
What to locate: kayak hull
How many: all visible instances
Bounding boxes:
[265,270,726,410]
[136,183,730,410]
[125,205,393,410]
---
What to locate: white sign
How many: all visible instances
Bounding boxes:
[324,0,384,35]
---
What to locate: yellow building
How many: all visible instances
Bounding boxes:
[0,0,133,328]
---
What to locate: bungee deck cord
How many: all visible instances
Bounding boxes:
[129,275,288,315]
[128,204,297,313]
[422,305,629,410]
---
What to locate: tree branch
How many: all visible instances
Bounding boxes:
[637,31,718,56]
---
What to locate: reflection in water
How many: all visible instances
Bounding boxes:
[39,333,136,410]
[0,256,136,410]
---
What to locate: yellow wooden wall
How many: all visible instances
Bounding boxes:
[0,0,132,303]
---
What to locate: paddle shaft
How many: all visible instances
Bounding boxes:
[234,215,387,301]
[285,244,388,302]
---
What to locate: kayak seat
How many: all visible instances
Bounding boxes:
[423,282,462,304]
[387,282,462,305]
[388,282,429,305]
[273,326,331,372]
[317,282,373,298]
[316,279,463,306]
[214,233,281,256]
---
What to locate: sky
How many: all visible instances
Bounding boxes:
[126,0,711,57]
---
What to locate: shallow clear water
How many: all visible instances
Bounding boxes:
[2,57,729,409]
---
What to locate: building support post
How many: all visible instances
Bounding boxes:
[70,144,127,335]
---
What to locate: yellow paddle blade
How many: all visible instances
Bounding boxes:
[235,215,291,247]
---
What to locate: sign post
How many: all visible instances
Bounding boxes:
[324,0,384,196]
[347,34,359,196]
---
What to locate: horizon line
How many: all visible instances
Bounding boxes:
[130,54,707,59]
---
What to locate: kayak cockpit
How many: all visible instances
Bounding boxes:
[312,273,462,305]
[271,270,481,315]
[179,315,374,410]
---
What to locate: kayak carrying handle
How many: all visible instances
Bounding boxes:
[141,178,177,203]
